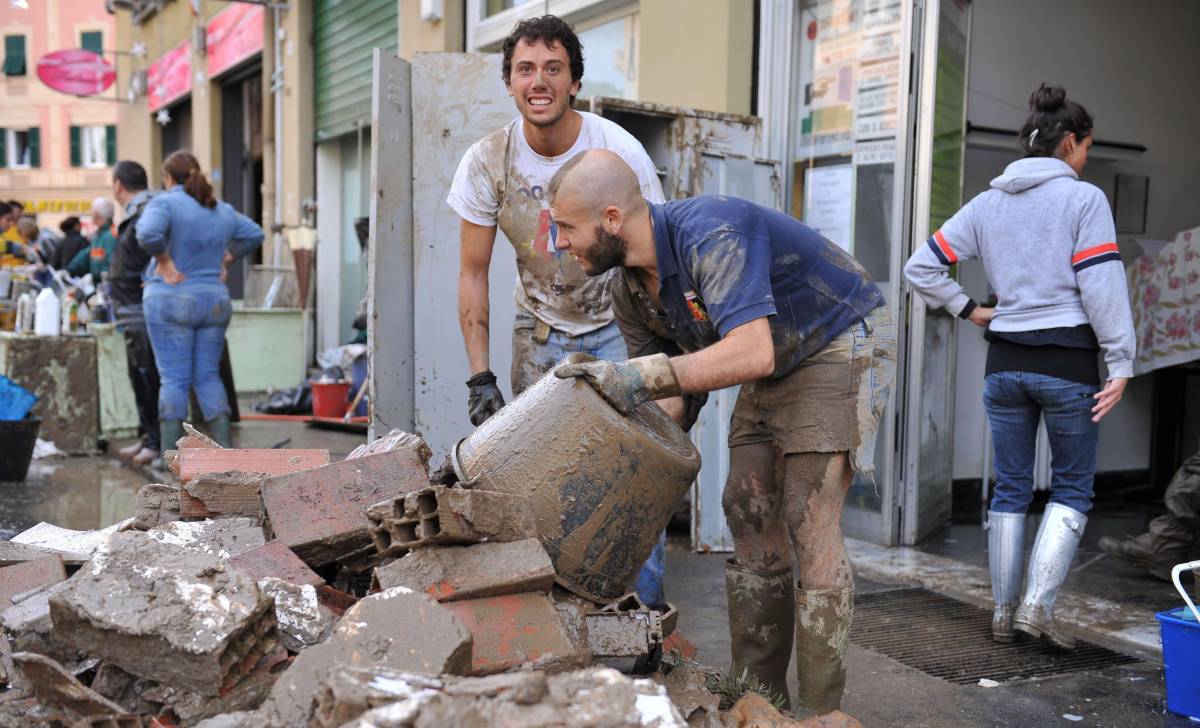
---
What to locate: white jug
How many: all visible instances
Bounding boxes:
[34,287,61,336]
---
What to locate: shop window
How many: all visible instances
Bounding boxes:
[576,13,637,100]
[4,128,39,168]
[71,125,111,168]
[81,31,103,55]
[4,35,26,76]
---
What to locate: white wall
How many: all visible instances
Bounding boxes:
[952,0,1200,479]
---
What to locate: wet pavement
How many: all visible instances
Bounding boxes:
[664,542,1189,727]
[0,417,366,541]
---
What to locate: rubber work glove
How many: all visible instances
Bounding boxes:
[554,353,682,415]
[466,370,505,426]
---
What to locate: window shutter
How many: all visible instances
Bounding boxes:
[105,125,116,165]
[27,127,39,168]
[69,126,81,167]
[0,128,6,168]
[3,36,25,76]
[81,32,103,55]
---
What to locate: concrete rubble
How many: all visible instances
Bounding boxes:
[0,430,759,727]
[48,531,278,696]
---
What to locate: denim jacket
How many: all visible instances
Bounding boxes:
[136,186,264,291]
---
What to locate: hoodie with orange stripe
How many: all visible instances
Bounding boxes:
[903,156,1135,379]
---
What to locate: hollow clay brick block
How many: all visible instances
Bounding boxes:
[373,539,553,602]
[180,471,267,519]
[367,486,537,557]
[177,448,329,485]
[261,448,430,567]
[0,555,65,610]
[442,592,583,675]
[227,541,324,588]
[48,532,277,697]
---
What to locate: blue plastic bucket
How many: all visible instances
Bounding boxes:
[1158,605,1200,719]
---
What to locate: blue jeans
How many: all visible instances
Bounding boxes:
[510,310,630,396]
[144,285,233,422]
[984,371,1099,515]
[510,310,667,608]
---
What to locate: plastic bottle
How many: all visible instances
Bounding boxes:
[34,287,61,336]
[62,294,78,334]
[15,291,33,333]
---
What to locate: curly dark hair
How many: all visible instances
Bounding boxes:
[501,15,584,102]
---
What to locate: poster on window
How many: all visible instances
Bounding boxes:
[803,164,855,251]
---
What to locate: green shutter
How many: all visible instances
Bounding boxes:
[81,31,103,55]
[27,127,39,168]
[69,126,81,167]
[3,35,25,76]
[313,0,398,140]
[105,125,116,165]
[0,128,6,168]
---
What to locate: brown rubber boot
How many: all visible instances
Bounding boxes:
[795,586,853,715]
[725,559,795,710]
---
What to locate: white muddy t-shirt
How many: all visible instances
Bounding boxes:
[447,111,665,336]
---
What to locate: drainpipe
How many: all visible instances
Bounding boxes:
[271,6,284,267]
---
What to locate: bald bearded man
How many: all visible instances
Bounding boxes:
[547,149,895,719]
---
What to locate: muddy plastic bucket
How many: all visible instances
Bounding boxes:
[1157,560,1200,720]
[0,416,40,481]
[311,381,350,418]
[452,364,701,602]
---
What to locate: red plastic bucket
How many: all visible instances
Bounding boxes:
[311,381,351,418]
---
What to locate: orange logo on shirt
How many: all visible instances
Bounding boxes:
[684,290,708,322]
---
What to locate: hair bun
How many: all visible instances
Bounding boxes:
[1030,83,1067,113]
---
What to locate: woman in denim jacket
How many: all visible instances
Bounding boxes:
[136,150,263,448]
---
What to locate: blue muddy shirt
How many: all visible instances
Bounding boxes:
[616,196,885,379]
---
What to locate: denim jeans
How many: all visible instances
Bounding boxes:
[510,310,631,396]
[984,371,1099,515]
[510,310,667,607]
[116,304,161,450]
[144,285,233,423]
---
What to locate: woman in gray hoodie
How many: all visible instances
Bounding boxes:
[904,84,1135,649]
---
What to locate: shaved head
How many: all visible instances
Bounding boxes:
[547,148,646,216]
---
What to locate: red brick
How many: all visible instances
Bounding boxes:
[179,471,267,519]
[661,632,697,660]
[0,555,65,609]
[373,539,553,602]
[261,448,429,567]
[442,593,582,675]
[227,541,324,587]
[178,422,222,450]
[178,449,329,485]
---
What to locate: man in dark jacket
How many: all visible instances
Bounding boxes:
[110,161,161,466]
[52,217,89,270]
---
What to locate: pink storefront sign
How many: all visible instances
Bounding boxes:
[36,49,117,96]
[148,39,192,112]
[206,3,264,79]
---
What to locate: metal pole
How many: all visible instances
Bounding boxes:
[272,6,284,267]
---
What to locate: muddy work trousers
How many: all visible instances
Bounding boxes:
[720,309,896,712]
[509,310,669,609]
[723,307,897,584]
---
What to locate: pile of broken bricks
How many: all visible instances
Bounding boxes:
[0,424,856,728]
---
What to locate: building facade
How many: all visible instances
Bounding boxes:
[0,0,118,230]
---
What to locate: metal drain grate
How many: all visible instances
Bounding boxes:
[850,588,1139,684]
